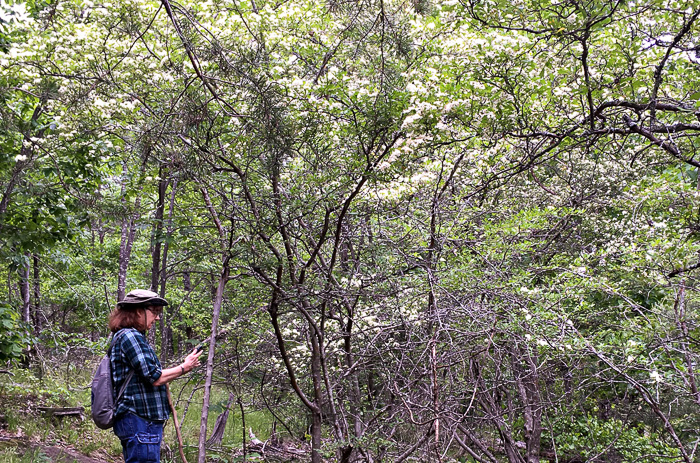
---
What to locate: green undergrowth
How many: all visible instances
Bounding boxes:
[0,363,280,463]
[0,447,51,463]
[0,363,122,461]
[165,384,274,462]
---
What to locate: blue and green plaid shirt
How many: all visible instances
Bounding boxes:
[110,328,169,422]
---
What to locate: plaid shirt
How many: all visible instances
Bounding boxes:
[110,328,169,422]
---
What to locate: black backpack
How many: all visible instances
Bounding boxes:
[90,331,134,429]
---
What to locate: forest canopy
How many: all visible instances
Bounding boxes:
[2,0,700,461]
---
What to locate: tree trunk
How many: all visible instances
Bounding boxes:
[159,179,177,363]
[117,161,145,302]
[342,316,362,463]
[473,356,526,463]
[235,338,247,458]
[197,256,230,463]
[311,399,322,463]
[19,254,30,325]
[18,254,32,369]
[32,254,41,330]
[117,214,138,302]
[149,172,166,352]
[512,347,542,463]
[309,331,323,463]
[265,269,323,463]
[150,171,166,293]
[0,104,44,228]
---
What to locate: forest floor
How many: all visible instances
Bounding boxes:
[0,427,115,463]
[0,373,121,463]
[0,366,301,463]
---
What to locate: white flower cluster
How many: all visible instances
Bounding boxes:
[0,0,30,24]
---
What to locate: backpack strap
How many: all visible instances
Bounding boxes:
[107,328,127,356]
[109,329,136,403]
[116,370,135,402]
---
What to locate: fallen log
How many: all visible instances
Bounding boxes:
[37,407,85,422]
[247,428,307,461]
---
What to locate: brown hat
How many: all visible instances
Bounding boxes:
[117,289,168,309]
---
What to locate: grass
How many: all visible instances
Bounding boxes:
[0,361,122,460]
[0,363,283,463]
[0,447,52,463]
[164,385,276,462]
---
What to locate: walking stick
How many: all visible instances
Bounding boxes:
[167,384,189,463]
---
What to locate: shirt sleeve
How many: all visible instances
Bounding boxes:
[120,330,163,383]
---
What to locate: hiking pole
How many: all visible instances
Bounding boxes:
[167,384,189,463]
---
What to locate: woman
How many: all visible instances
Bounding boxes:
[108,289,201,463]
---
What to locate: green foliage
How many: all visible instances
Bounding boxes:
[549,415,680,463]
[1,0,700,460]
[0,365,123,459]
[0,447,51,463]
[0,303,27,361]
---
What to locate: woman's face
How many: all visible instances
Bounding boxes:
[144,306,162,330]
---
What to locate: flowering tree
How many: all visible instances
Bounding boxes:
[2,0,700,461]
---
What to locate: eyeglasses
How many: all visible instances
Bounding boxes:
[147,307,163,316]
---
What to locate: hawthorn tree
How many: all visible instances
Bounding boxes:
[2,0,700,461]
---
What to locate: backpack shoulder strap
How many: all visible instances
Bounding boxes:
[115,370,135,402]
[107,328,128,356]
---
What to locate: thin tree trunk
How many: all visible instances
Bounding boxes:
[117,159,147,302]
[182,270,193,348]
[0,104,44,228]
[117,163,139,302]
[0,162,23,220]
[32,254,41,330]
[512,347,542,463]
[265,267,322,462]
[150,171,166,292]
[238,396,247,458]
[473,357,526,463]
[337,224,362,463]
[422,153,466,461]
[197,256,230,463]
[342,315,363,463]
[19,254,30,325]
[18,254,32,369]
[309,329,323,463]
[7,271,11,304]
[117,215,138,302]
[159,179,177,363]
[149,171,166,351]
[235,338,247,458]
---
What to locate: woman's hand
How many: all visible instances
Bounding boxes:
[153,349,202,386]
[181,348,202,373]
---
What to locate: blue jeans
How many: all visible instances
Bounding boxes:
[113,413,165,463]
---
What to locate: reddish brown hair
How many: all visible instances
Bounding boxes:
[108,307,147,333]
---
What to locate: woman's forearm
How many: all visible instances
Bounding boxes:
[152,349,201,386]
[152,364,187,386]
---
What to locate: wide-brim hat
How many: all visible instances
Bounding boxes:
[117,289,169,309]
